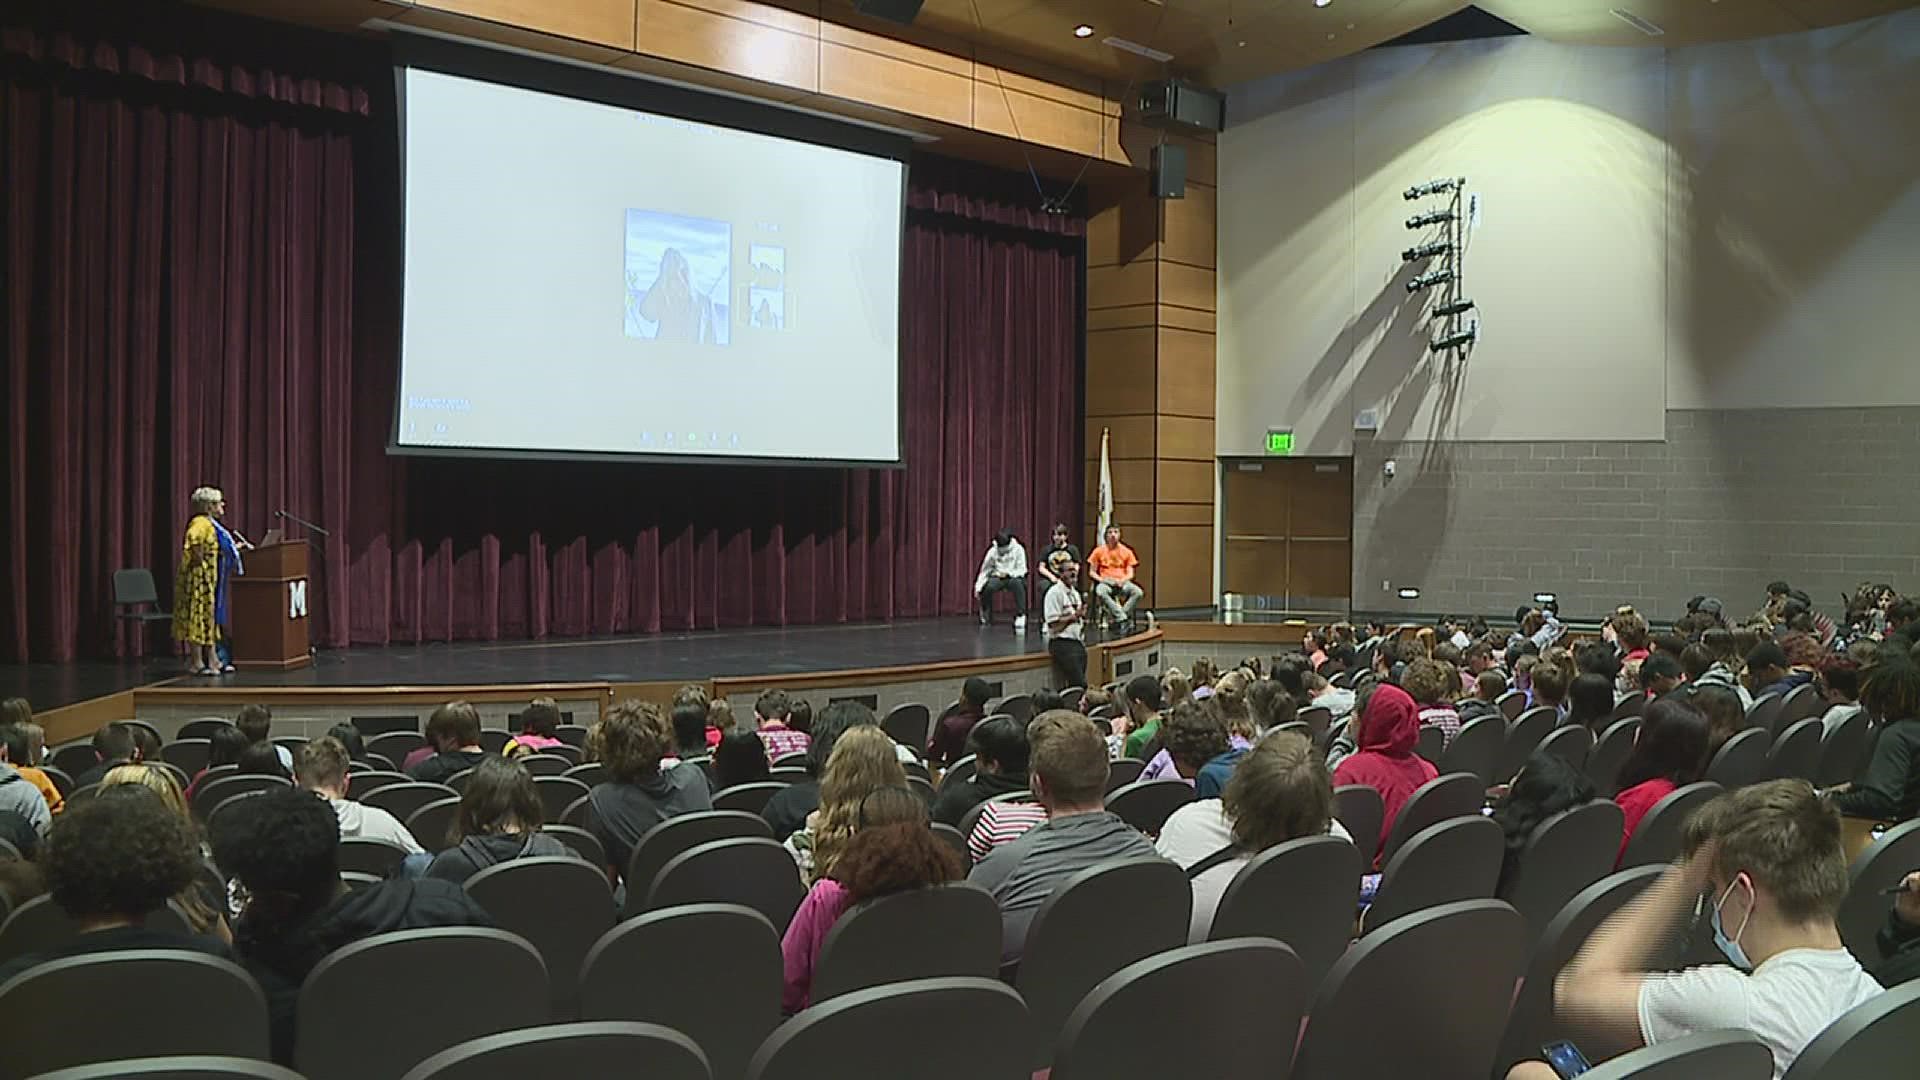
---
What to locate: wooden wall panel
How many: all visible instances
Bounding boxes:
[1086,415,1156,460]
[1087,261,1156,310]
[1157,327,1216,419]
[392,5,631,62]
[1156,305,1216,334]
[634,0,819,93]
[421,0,637,48]
[1157,415,1214,461]
[1159,262,1216,312]
[1086,191,1161,267]
[1155,503,1215,526]
[1085,327,1157,416]
[819,40,972,125]
[1156,460,1215,504]
[820,19,972,75]
[1087,304,1158,331]
[1160,184,1218,269]
[971,83,1103,158]
[1154,525,1216,608]
[1085,459,1155,505]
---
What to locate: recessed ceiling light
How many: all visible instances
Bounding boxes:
[1073,23,1094,37]
[1314,0,1332,7]
[1237,40,1247,47]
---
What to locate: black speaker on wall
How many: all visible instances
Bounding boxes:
[853,0,924,25]
[1150,143,1187,199]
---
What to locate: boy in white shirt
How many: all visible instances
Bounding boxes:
[973,529,1029,630]
[1042,555,1086,690]
[294,735,425,855]
[1508,780,1883,1080]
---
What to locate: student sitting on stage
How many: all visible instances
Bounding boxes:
[583,700,713,877]
[295,736,422,855]
[426,756,575,885]
[407,701,490,786]
[974,528,1030,630]
[236,704,293,773]
[1088,526,1145,633]
[503,697,567,758]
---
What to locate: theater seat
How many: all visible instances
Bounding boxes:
[746,977,1029,1080]
[398,1021,708,1080]
[1578,1029,1771,1080]
[28,1057,304,1080]
[0,951,270,1076]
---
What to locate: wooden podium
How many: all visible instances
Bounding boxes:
[230,540,313,670]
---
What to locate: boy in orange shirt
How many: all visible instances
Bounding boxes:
[1087,526,1145,633]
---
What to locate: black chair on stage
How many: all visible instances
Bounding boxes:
[113,569,175,652]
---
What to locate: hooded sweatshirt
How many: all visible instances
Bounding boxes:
[1332,685,1438,866]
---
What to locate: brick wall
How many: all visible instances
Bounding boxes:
[1351,408,1920,622]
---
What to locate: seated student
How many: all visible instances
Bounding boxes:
[1155,731,1353,942]
[1531,658,1574,721]
[0,789,228,986]
[1331,685,1438,867]
[1745,641,1811,701]
[583,701,713,877]
[1490,752,1597,895]
[237,741,289,780]
[762,702,877,841]
[712,730,772,789]
[1612,699,1709,865]
[98,765,226,937]
[1139,701,1231,785]
[1511,781,1881,1080]
[930,716,1029,828]
[186,725,251,801]
[1087,526,1145,633]
[1692,684,1747,762]
[1403,659,1462,747]
[1033,522,1080,595]
[0,728,51,837]
[503,697,567,758]
[211,787,494,1064]
[426,756,574,885]
[72,721,140,790]
[781,787,963,1013]
[1458,670,1508,724]
[1830,658,1920,822]
[784,727,907,883]
[1639,653,1685,699]
[1564,673,1615,732]
[1880,870,1920,986]
[1118,674,1166,760]
[406,701,489,785]
[1693,628,1752,705]
[294,737,422,855]
[129,725,164,775]
[1609,608,1654,692]
[753,689,810,764]
[967,711,1161,965]
[1815,655,1865,735]
[1245,680,1297,738]
[973,528,1030,630]
[663,700,712,769]
[324,722,367,764]
[0,707,61,816]
[787,698,813,737]
[705,698,738,752]
[928,677,992,769]
[236,704,293,773]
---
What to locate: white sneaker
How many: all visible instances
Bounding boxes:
[1013,615,1027,631]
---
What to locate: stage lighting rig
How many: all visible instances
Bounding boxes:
[1431,326,1477,352]
[1402,241,1452,262]
[1434,298,1476,317]
[1406,209,1455,229]
[1407,269,1454,293]
[1404,177,1464,200]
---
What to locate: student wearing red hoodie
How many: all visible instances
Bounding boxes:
[1332,684,1438,867]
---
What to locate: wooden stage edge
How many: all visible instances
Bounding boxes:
[32,621,1304,745]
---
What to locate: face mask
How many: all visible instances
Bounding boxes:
[1711,875,1754,971]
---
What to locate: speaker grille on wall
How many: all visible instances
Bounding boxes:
[1151,144,1187,199]
[852,0,925,24]
[1116,659,1135,677]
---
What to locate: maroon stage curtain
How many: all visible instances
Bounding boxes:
[0,5,1084,662]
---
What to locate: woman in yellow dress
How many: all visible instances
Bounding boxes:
[173,486,250,676]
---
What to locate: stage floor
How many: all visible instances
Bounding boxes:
[4,615,1152,711]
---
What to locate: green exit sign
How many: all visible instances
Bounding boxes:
[1266,430,1295,455]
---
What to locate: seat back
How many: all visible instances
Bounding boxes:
[1104,757,1145,794]
[1331,785,1383,862]
[1052,940,1308,1080]
[405,797,462,853]
[1745,692,1785,737]
[1580,1030,1773,1080]
[1837,817,1920,964]
[580,904,778,1080]
[1501,708,1558,779]
[50,741,100,778]
[345,769,411,800]
[361,781,458,824]
[1415,725,1445,767]
[178,718,238,741]
[1817,710,1872,788]
[27,1057,305,1079]
[1209,834,1362,990]
[1295,900,1526,1080]
[1536,724,1592,770]
[1016,858,1189,1069]
[465,857,616,1021]
[645,837,806,932]
[881,703,931,751]
[813,884,1001,1002]
[1779,978,1920,1080]
[1438,716,1503,786]
[556,724,591,748]
[746,977,1029,1080]
[0,950,269,1076]
[623,810,772,914]
[113,567,162,607]
[712,782,787,815]
[1585,718,1640,797]
[997,694,1035,724]
[1499,800,1625,952]
[1296,705,1332,738]
[1767,718,1825,781]
[160,738,213,778]
[296,928,547,1080]
[519,753,573,777]
[1705,727,1771,788]
[1778,683,1824,727]
[338,836,412,878]
[1496,690,1526,722]
[1363,816,1503,935]
[366,731,428,764]
[533,775,592,823]
[1620,782,1723,868]
[398,1021,708,1080]
[1609,692,1646,722]
[1381,772,1484,864]
[1102,778,1196,836]
[543,824,607,869]
[190,774,291,819]
[563,762,607,787]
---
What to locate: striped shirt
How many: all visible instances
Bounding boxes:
[756,723,811,763]
[1418,705,1462,747]
[967,801,1048,862]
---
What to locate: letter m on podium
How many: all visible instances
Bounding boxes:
[288,580,309,620]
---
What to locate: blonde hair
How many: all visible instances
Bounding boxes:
[102,763,191,823]
[189,487,222,515]
[809,726,906,881]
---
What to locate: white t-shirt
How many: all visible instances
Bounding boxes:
[332,797,426,855]
[1637,948,1882,1080]
[1155,798,1353,944]
[1044,581,1084,642]
[1820,702,1863,736]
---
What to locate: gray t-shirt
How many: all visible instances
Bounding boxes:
[0,769,51,836]
[587,767,714,877]
[966,810,1161,964]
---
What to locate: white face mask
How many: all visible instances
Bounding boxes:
[1710,875,1755,971]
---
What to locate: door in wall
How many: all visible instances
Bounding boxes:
[1221,457,1353,614]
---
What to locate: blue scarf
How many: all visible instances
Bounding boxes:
[212,519,244,626]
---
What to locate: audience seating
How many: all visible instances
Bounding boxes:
[1102,778,1196,836]
[907,774,936,805]
[1836,817,1920,964]
[29,1057,303,1079]
[1296,900,1526,1080]
[296,928,547,1080]
[465,857,615,1020]
[1296,705,1332,738]
[1415,725,1445,766]
[517,753,572,777]
[1779,979,1920,1080]
[178,718,238,741]
[1013,858,1190,1069]
[1818,710,1872,788]
[1579,1030,1772,1080]
[645,837,806,932]
[1496,865,1664,1075]
[1608,693,1646,722]
[1439,716,1503,787]
[445,769,477,794]
[0,896,191,961]
[542,823,606,868]
[563,761,606,787]
[1499,800,1626,952]
[1778,683,1824,729]
[533,775,591,822]
[712,782,787,815]
[338,837,412,878]
[1536,723,1592,769]
[1208,835,1361,990]
[367,731,428,764]
[1060,687,1085,711]
[190,774,290,819]
[880,704,931,751]
[1502,707,1558,779]
[50,741,100,778]
[1103,757,1145,793]
[345,770,410,800]
[41,763,75,797]
[1619,782,1722,868]
[206,790,273,831]
[399,1021,710,1080]
[745,976,1031,1080]
[942,754,977,787]
[555,724,591,749]
[271,735,309,756]
[477,730,512,755]
[956,790,1033,842]
[0,951,270,1076]
[1051,939,1307,1080]
[769,751,809,770]
[160,738,212,778]
[404,798,462,853]
[1380,772,1484,865]
[1363,816,1503,936]
[931,822,968,862]
[812,884,1001,1002]
[1745,692,1785,737]
[1705,727,1772,788]
[1331,785,1383,862]
[361,781,458,824]
[341,871,382,890]
[580,904,780,1080]
[622,810,772,914]
[1586,718,1640,796]
[354,715,419,737]
[1496,690,1526,722]
[996,694,1035,724]
[1766,717,1825,781]
[562,794,593,829]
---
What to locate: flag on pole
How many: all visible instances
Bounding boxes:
[1096,427,1113,539]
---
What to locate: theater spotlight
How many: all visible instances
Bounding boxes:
[1406,209,1456,229]
[1434,298,1476,317]
[1431,327,1478,351]
[1406,269,1454,293]
[1401,241,1452,262]
[1403,177,1464,200]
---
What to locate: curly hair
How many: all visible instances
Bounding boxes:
[1162,701,1229,775]
[1400,658,1454,707]
[595,700,673,782]
[210,787,340,950]
[833,822,964,900]
[808,726,907,880]
[1862,658,1920,722]
[1778,631,1825,670]
[45,787,198,921]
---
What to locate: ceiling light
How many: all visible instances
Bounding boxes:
[1315,0,1332,7]
[1073,24,1094,37]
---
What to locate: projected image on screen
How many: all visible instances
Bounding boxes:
[395,67,904,462]
[624,210,730,345]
